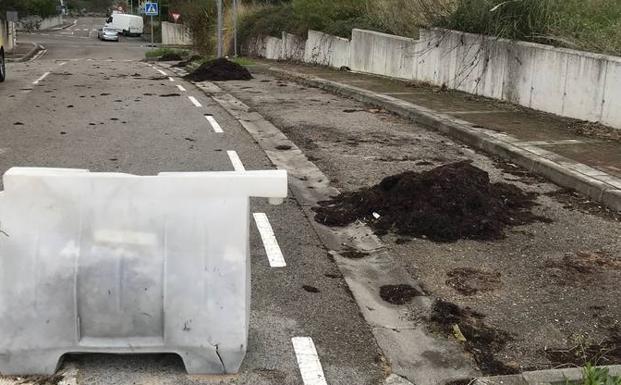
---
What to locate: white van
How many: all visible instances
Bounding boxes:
[105,14,143,36]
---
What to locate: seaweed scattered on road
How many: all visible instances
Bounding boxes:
[379,284,422,304]
[314,161,548,242]
[430,300,517,375]
[302,285,320,293]
[446,268,502,295]
[546,188,621,222]
[183,58,252,82]
[545,251,621,286]
[545,329,621,367]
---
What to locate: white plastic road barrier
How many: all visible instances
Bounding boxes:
[0,167,288,375]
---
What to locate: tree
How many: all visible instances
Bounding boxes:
[0,0,60,18]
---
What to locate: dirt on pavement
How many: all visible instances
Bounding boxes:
[313,161,548,242]
[215,71,621,376]
[184,58,252,81]
[430,300,518,375]
[379,284,423,305]
[545,251,621,286]
[446,268,502,296]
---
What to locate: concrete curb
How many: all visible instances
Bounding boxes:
[262,67,621,213]
[18,42,41,62]
[58,20,77,30]
[158,60,480,385]
[474,365,621,385]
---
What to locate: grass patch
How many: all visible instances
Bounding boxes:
[145,48,191,59]
[575,364,621,385]
[236,0,621,56]
[231,57,255,66]
[428,0,621,55]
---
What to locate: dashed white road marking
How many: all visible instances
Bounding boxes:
[292,337,328,385]
[205,115,223,133]
[157,69,168,76]
[31,48,47,61]
[33,72,50,85]
[176,84,186,92]
[58,62,67,66]
[227,150,245,171]
[168,77,175,82]
[253,213,286,267]
[188,96,202,107]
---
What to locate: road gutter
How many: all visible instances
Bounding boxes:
[162,66,480,385]
[162,61,621,385]
[475,365,621,385]
[260,67,621,213]
[6,42,41,63]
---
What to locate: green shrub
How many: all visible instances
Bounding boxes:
[576,364,621,385]
[435,0,554,40]
[144,48,190,59]
[238,4,302,42]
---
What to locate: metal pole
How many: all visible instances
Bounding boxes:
[130,0,133,14]
[216,0,223,57]
[233,0,238,57]
[151,15,154,49]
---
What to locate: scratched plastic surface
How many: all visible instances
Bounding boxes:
[0,167,287,375]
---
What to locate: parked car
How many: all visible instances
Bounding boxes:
[105,14,143,36]
[0,24,5,82]
[98,27,120,42]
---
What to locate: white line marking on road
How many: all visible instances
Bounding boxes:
[168,77,175,82]
[33,72,50,85]
[30,49,47,61]
[30,51,42,61]
[176,84,186,92]
[292,337,328,385]
[188,96,202,107]
[227,150,245,171]
[253,213,286,267]
[58,62,67,66]
[205,115,223,133]
[157,69,168,76]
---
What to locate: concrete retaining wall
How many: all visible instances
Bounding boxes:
[161,22,192,46]
[18,15,63,31]
[281,32,305,61]
[245,35,282,60]
[304,30,350,68]
[246,28,621,130]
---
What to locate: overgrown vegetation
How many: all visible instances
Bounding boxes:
[144,47,190,59]
[0,0,60,19]
[235,0,621,56]
[432,0,621,55]
[577,364,621,385]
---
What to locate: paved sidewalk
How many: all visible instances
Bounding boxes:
[5,42,39,62]
[250,59,621,211]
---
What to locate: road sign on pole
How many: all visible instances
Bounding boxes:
[145,2,158,50]
[144,2,159,16]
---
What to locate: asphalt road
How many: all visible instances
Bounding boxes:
[0,18,384,385]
